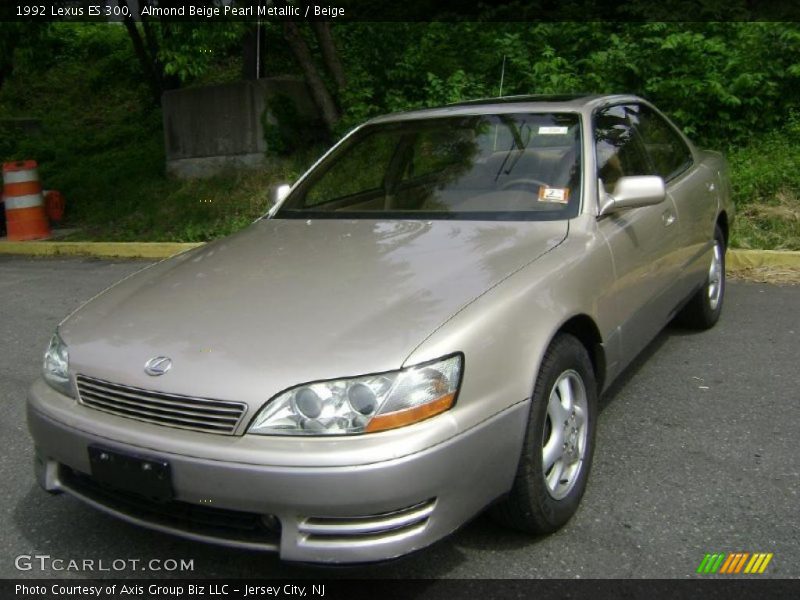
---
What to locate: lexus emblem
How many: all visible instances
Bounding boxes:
[144,356,172,376]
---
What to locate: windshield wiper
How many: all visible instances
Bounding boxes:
[494,117,529,181]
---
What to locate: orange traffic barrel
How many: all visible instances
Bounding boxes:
[2,160,51,240]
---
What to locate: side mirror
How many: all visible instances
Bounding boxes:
[267,183,292,217]
[599,176,666,217]
[271,183,291,205]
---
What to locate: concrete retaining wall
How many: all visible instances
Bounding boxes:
[162,77,317,178]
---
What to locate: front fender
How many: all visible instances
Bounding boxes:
[404,216,616,437]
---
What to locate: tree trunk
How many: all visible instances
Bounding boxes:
[140,1,180,93]
[140,7,160,62]
[241,24,260,80]
[311,22,346,92]
[282,21,340,133]
[117,0,161,105]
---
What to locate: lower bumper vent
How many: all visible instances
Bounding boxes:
[299,498,436,546]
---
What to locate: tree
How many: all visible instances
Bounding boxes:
[116,0,177,104]
[0,23,47,88]
[282,21,342,133]
[311,22,347,92]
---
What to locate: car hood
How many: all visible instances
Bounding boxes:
[62,218,567,407]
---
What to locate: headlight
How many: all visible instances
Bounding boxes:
[43,331,72,397]
[248,354,462,435]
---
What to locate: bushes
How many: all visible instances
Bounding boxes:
[0,23,294,241]
[68,167,291,242]
[336,22,800,250]
[728,115,800,250]
[336,22,800,147]
[1,21,799,246]
[0,22,161,228]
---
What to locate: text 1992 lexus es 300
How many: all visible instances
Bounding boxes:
[28,94,733,564]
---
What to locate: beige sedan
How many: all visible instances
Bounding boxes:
[29,94,733,563]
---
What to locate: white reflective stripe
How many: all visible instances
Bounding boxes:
[3,169,39,185]
[4,193,43,210]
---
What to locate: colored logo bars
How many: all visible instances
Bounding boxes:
[697,552,774,574]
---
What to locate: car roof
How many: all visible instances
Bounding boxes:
[448,93,600,106]
[366,94,645,124]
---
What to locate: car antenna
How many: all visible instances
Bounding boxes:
[498,54,507,97]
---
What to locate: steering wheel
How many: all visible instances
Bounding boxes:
[500,178,550,191]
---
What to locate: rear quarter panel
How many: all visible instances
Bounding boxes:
[698,149,735,230]
[676,149,733,293]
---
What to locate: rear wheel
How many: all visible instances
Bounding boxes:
[491,334,597,534]
[676,225,726,329]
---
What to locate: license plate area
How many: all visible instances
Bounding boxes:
[88,446,173,502]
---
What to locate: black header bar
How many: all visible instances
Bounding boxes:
[2,0,800,22]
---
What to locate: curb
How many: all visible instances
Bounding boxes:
[1,242,799,268]
[726,249,800,270]
[0,241,203,259]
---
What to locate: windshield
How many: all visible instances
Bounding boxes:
[276,112,582,221]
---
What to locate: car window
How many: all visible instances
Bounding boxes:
[594,105,652,193]
[305,131,402,207]
[277,113,583,222]
[400,127,479,181]
[629,104,693,180]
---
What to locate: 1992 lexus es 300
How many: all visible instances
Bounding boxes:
[28,94,733,563]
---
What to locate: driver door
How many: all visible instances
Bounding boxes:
[594,105,682,366]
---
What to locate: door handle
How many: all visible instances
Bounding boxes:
[662,209,676,227]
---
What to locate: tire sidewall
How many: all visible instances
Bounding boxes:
[703,226,726,324]
[522,335,598,530]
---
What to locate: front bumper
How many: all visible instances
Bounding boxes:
[27,379,527,563]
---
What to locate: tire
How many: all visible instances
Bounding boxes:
[675,225,726,330]
[491,333,598,534]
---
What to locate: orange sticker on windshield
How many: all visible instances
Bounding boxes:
[538,187,570,203]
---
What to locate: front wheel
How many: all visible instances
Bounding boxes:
[676,225,726,329]
[491,334,598,534]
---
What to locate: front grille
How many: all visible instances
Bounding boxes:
[60,466,280,547]
[76,374,247,435]
[299,498,436,546]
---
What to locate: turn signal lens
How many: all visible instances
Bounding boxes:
[364,392,456,433]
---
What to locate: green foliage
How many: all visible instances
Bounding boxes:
[0,22,313,243]
[336,22,800,147]
[158,22,246,83]
[64,166,292,243]
[731,112,800,199]
[0,23,153,217]
[0,23,158,227]
[2,21,799,248]
[332,22,800,250]
[728,114,800,250]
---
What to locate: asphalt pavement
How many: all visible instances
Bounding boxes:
[0,255,797,579]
